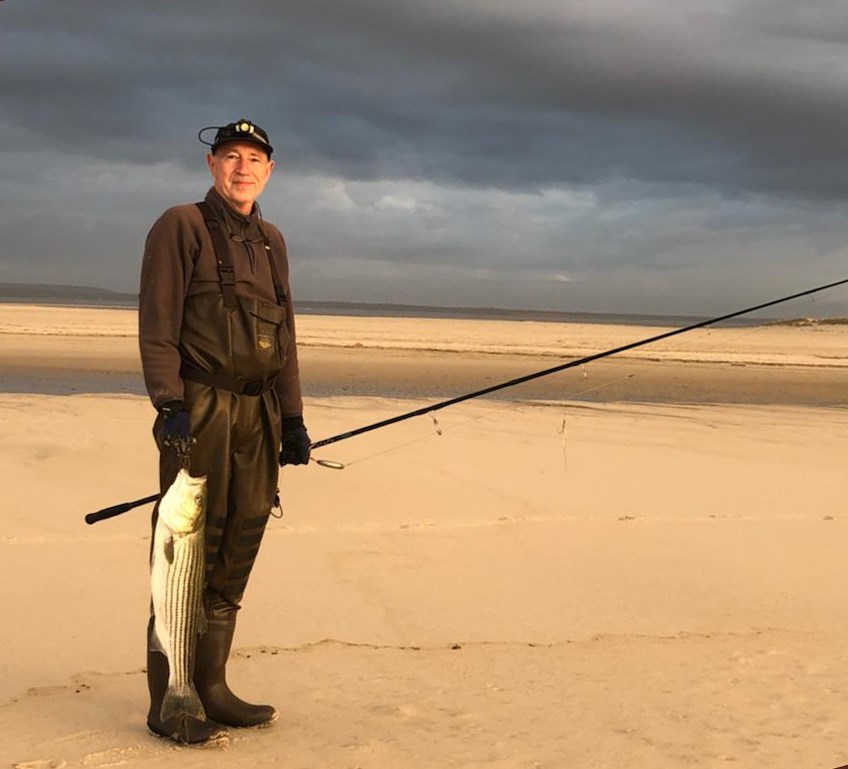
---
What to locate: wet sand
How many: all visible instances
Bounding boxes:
[2,304,847,405]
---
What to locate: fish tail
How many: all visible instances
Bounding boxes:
[159,684,207,723]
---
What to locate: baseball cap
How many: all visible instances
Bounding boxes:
[198,119,274,157]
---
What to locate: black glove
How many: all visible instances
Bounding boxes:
[160,400,193,458]
[279,415,311,466]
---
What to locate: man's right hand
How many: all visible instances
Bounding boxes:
[279,415,311,466]
[160,400,193,457]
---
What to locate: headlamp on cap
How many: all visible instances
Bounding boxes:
[198,119,274,157]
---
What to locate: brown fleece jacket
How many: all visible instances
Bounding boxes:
[138,187,303,416]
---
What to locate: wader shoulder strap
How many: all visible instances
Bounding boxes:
[196,201,237,309]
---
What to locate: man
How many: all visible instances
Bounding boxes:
[138,119,310,743]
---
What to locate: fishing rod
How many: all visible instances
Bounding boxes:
[85,493,160,524]
[84,276,848,526]
[310,276,848,449]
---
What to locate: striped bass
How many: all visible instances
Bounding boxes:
[150,468,208,724]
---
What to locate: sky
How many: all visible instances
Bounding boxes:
[2,0,848,316]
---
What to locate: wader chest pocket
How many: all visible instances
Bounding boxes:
[250,302,289,356]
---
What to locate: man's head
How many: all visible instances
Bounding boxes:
[200,120,275,215]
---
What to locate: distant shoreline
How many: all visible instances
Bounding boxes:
[0,296,776,329]
[3,281,845,328]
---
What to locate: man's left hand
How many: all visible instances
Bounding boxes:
[279,415,311,466]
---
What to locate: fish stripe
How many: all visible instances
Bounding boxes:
[164,532,204,690]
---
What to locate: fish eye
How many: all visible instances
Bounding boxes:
[194,494,203,504]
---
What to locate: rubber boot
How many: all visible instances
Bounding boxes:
[146,618,227,744]
[194,605,277,727]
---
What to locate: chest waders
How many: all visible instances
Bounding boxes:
[147,202,287,741]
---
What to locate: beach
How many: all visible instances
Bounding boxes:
[2,303,848,768]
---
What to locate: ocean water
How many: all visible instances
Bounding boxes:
[295,301,771,328]
[2,296,773,328]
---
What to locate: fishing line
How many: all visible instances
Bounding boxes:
[311,372,638,471]
[559,415,568,473]
[337,410,488,469]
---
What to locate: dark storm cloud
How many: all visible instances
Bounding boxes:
[2,1,848,315]
[4,0,848,197]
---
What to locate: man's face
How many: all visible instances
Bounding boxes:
[206,141,274,215]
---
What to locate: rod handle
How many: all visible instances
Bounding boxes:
[84,493,159,525]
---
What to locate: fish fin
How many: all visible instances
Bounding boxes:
[164,535,174,565]
[160,684,206,723]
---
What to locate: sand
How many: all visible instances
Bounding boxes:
[2,303,848,768]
